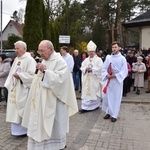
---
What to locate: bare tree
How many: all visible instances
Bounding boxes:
[11,11,19,22]
[116,0,123,46]
[11,8,24,24]
[18,8,25,23]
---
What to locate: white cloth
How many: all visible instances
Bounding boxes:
[27,100,67,150]
[81,96,101,110]
[4,52,36,135]
[22,52,78,143]
[102,52,128,118]
[62,53,74,73]
[11,123,27,136]
[81,55,103,101]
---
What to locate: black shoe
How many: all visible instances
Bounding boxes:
[79,109,89,113]
[133,87,136,91]
[136,90,140,95]
[123,93,127,97]
[94,107,99,110]
[79,107,99,114]
[60,145,67,150]
[12,134,27,137]
[104,114,110,119]
[127,88,131,92]
[146,90,150,93]
[111,118,117,122]
[75,88,78,91]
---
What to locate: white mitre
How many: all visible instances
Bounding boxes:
[87,40,97,51]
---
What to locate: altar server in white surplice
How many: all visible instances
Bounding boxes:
[60,46,74,73]
[22,40,78,150]
[4,41,36,136]
[102,41,128,122]
[79,40,103,113]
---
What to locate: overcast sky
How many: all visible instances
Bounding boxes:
[1,0,85,30]
[1,0,26,29]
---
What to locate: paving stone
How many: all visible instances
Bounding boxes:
[0,86,150,149]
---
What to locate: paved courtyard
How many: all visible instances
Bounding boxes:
[0,86,150,150]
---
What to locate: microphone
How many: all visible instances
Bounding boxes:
[35,58,42,74]
[20,80,23,84]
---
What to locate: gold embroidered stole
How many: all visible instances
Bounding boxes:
[31,71,42,110]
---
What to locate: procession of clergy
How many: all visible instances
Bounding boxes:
[5,39,146,150]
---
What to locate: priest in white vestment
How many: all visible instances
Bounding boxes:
[4,41,36,136]
[102,41,128,122]
[79,40,103,113]
[22,40,78,150]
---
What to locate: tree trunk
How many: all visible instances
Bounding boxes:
[117,0,124,47]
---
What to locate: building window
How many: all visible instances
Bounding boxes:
[9,24,12,29]
[8,33,13,37]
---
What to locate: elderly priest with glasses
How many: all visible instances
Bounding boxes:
[22,40,78,150]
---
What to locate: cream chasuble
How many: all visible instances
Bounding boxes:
[22,52,78,143]
[4,52,36,124]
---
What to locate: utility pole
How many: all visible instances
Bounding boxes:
[0,0,2,52]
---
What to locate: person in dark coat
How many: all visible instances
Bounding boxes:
[126,50,137,91]
[73,50,81,91]
[123,62,132,97]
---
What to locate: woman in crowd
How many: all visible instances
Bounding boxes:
[0,54,11,103]
[132,56,146,95]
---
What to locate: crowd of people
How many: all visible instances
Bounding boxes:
[72,44,150,97]
[0,39,150,150]
[62,41,150,123]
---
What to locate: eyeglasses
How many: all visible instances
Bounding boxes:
[37,50,47,54]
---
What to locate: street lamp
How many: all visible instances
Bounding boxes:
[0,0,2,53]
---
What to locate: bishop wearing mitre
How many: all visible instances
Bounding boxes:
[79,40,103,113]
